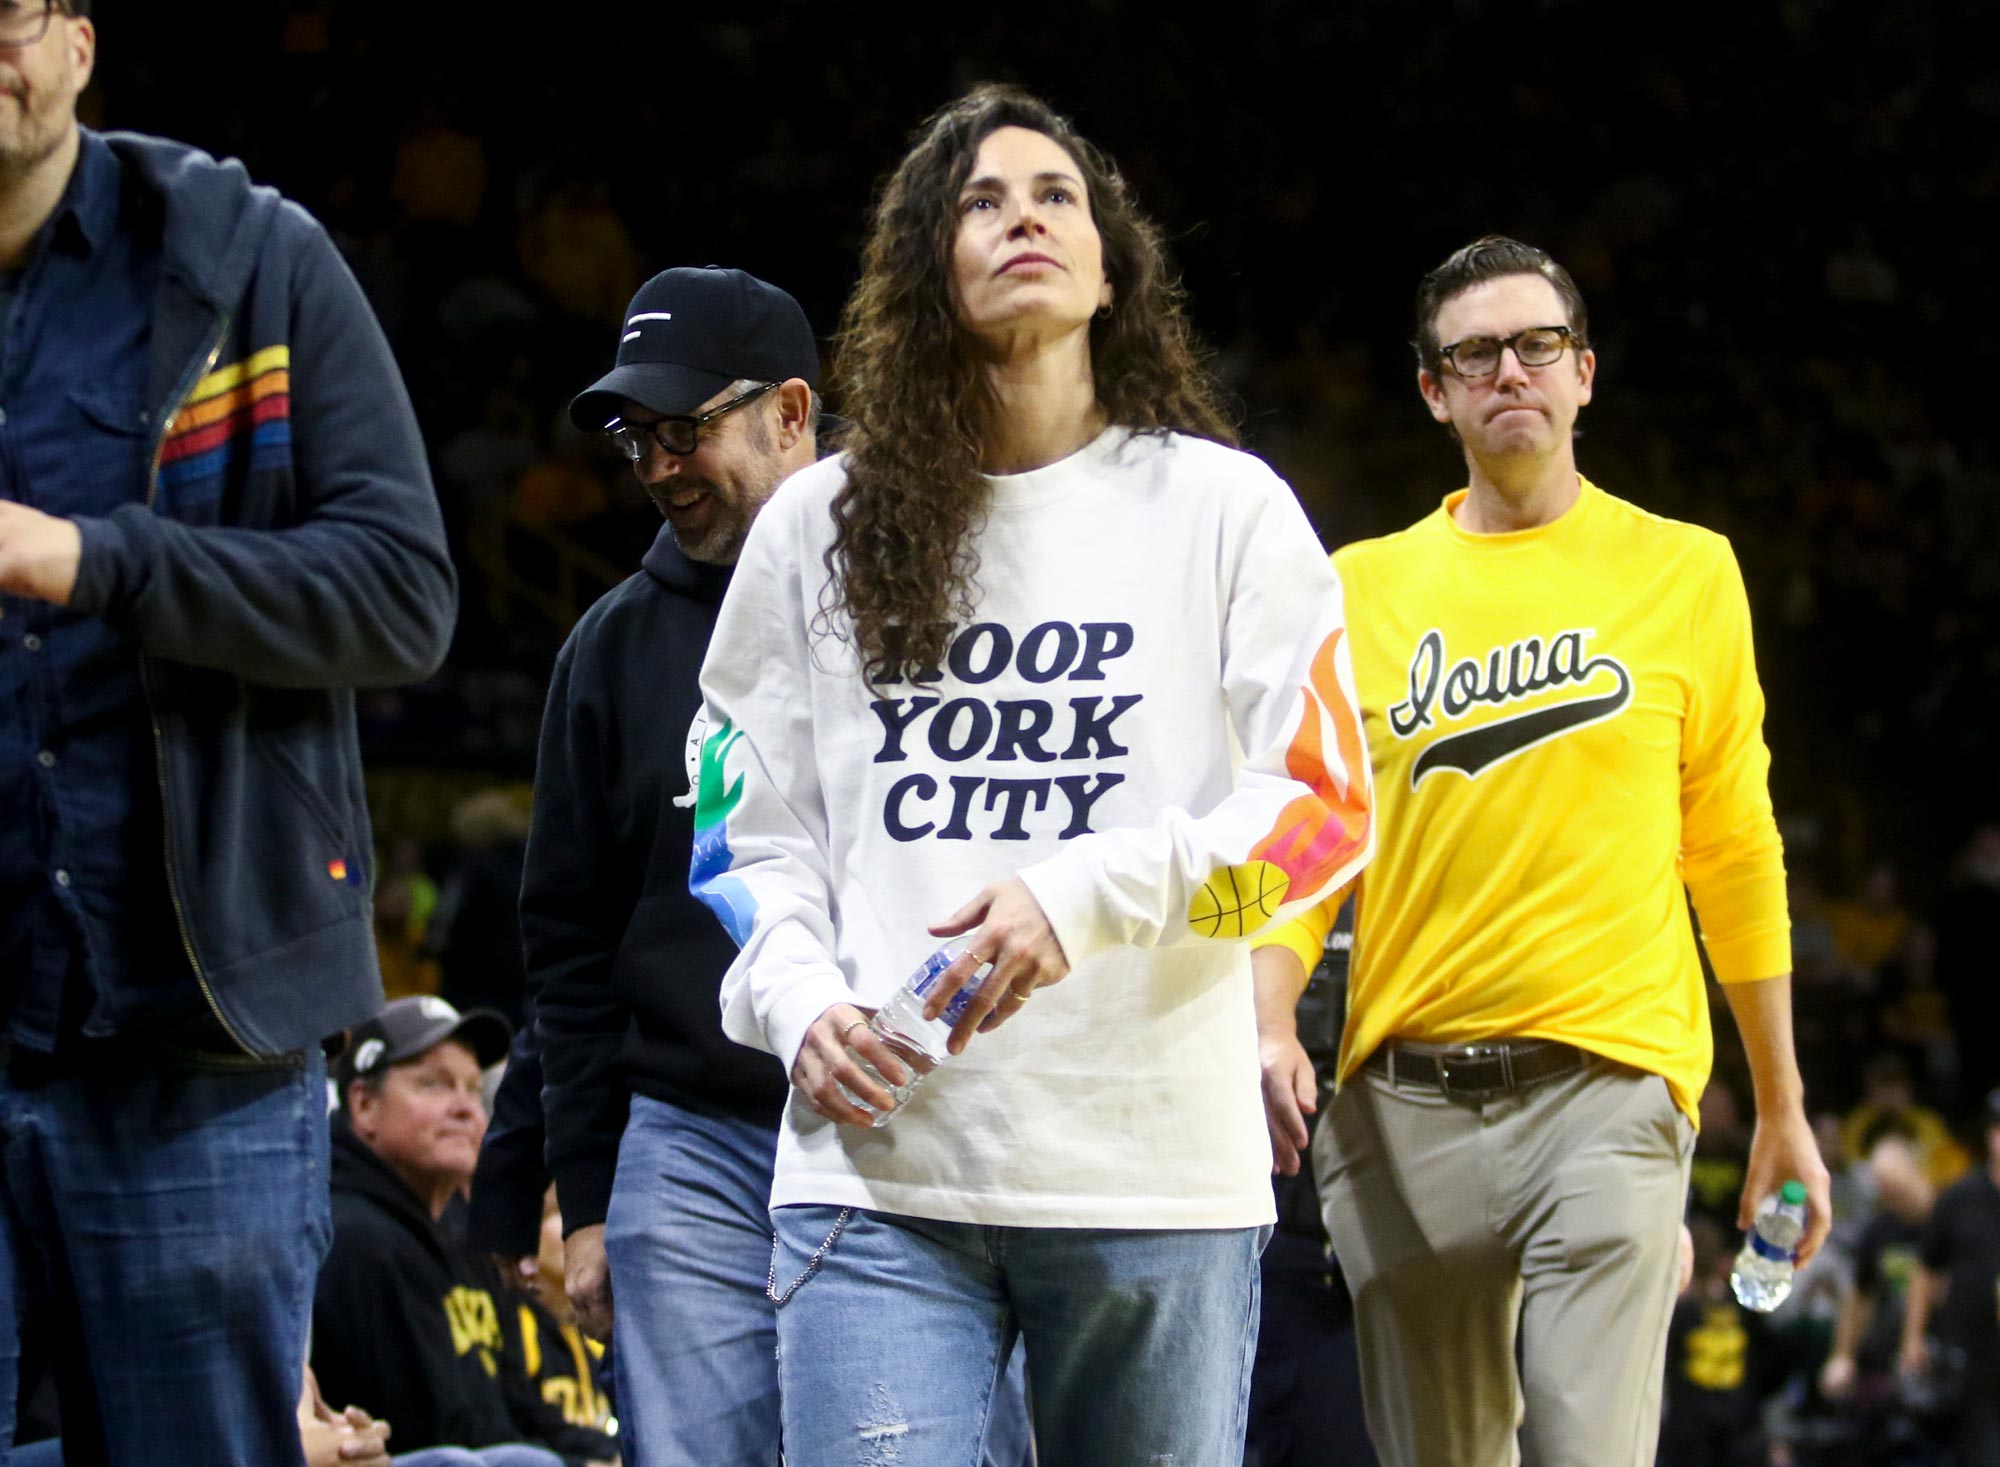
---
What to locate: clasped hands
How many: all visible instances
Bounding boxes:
[791,877,1068,1126]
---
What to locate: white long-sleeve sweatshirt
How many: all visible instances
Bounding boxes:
[693,427,1373,1228]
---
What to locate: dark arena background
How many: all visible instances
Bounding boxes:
[69,3,2000,1461]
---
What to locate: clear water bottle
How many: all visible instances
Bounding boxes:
[841,943,992,1127]
[1730,1180,1809,1311]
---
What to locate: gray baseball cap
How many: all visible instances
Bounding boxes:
[336,995,512,1091]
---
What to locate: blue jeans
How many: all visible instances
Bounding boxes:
[0,1042,329,1467]
[770,1204,1267,1467]
[602,1099,1034,1467]
[604,1096,785,1466]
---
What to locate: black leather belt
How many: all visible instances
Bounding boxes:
[1362,1038,1587,1100]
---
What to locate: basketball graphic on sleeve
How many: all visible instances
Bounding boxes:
[1187,860,1292,938]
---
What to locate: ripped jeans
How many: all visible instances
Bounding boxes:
[770,1204,1266,1467]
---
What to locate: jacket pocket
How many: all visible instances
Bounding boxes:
[252,732,353,856]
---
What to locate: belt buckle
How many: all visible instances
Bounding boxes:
[1436,1043,1513,1100]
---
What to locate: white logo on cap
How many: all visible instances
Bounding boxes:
[354,1038,386,1073]
[622,310,673,343]
[419,997,456,1022]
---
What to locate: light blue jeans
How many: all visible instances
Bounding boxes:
[604,1099,1035,1467]
[770,1203,1267,1467]
[603,1096,785,1466]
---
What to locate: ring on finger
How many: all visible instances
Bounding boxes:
[1010,984,1034,1002]
[839,1018,868,1045]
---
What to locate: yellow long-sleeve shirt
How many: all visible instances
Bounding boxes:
[1263,479,1789,1121]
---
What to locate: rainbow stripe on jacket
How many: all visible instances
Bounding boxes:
[157,345,292,497]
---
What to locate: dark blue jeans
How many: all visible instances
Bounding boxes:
[0,1041,330,1466]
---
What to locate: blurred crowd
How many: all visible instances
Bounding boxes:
[60,3,1999,1461]
[1665,860,2000,1465]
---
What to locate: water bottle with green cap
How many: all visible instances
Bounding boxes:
[1729,1180,1809,1311]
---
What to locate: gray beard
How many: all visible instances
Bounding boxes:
[669,512,747,566]
[649,486,745,566]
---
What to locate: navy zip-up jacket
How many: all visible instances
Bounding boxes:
[57,131,454,1056]
[527,524,785,1232]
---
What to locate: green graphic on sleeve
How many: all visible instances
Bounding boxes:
[691,718,756,945]
[694,719,748,832]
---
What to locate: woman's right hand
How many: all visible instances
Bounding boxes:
[792,1003,912,1127]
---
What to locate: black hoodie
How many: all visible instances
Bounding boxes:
[313,1118,615,1464]
[525,526,788,1231]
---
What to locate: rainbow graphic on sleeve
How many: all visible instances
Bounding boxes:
[1185,627,1373,939]
[157,345,292,496]
[1248,626,1374,893]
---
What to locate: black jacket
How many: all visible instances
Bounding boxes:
[467,1023,548,1258]
[313,1120,615,1465]
[526,526,786,1231]
[65,132,455,1056]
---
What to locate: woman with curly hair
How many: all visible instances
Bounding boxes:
[693,84,1374,1464]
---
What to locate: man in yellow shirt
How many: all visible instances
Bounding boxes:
[1254,236,1831,1466]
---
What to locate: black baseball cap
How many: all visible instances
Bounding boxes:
[336,996,512,1092]
[568,266,820,432]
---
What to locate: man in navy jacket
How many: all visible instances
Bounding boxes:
[0,5,454,1463]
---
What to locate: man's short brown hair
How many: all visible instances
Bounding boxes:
[1413,235,1590,372]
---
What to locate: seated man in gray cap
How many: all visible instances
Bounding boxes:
[314,996,617,1467]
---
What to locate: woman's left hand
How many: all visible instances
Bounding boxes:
[926,878,1070,1053]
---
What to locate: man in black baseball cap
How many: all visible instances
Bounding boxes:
[567,265,820,565]
[468,264,822,1465]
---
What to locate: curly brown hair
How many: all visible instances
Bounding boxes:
[822,84,1236,685]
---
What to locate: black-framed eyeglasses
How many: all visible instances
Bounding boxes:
[0,0,67,48]
[1437,326,1579,380]
[604,382,778,462]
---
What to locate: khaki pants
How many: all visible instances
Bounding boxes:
[1315,1054,1694,1467]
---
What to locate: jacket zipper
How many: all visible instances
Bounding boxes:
[144,315,255,1054]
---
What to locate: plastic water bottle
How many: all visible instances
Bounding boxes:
[841,943,992,1127]
[1730,1180,1809,1311]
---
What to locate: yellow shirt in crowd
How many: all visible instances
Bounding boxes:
[1262,478,1790,1122]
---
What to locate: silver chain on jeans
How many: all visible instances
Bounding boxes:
[766,1207,854,1307]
